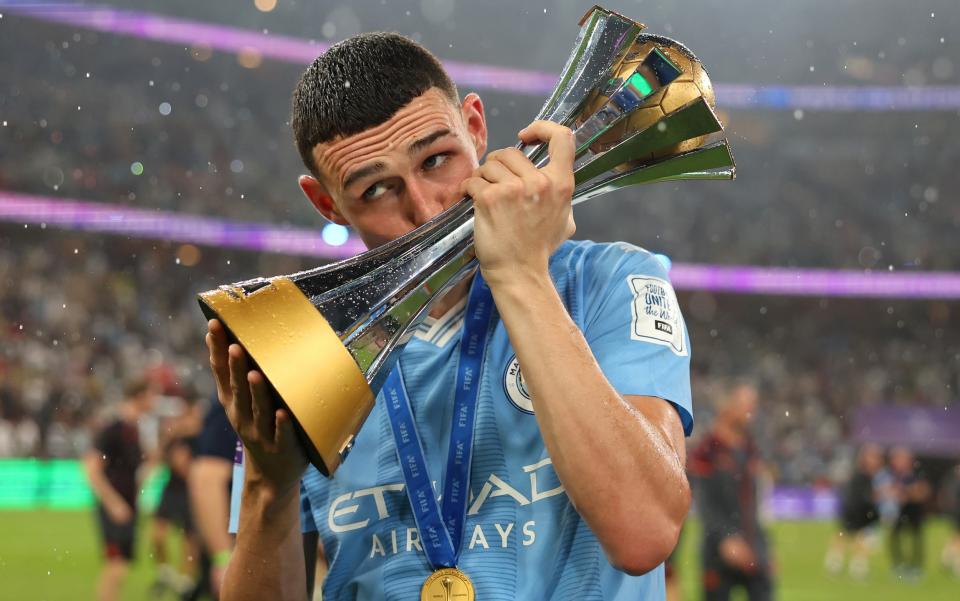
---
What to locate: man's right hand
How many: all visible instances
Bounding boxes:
[205,319,307,495]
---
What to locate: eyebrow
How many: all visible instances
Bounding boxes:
[342,161,386,191]
[342,129,453,191]
[407,128,452,155]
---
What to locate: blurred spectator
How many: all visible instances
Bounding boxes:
[82,377,157,601]
[824,444,884,578]
[188,400,239,599]
[150,387,204,597]
[689,381,773,601]
[940,464,960,577]
[889,447,931,579]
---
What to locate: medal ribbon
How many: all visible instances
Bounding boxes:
[383,274,495,569]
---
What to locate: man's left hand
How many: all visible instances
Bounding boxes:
[462,120,576,286]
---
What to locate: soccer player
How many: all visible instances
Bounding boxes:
[824,443,884,578]
[206,33,693,600]
[689,381,772,601]
[83,377,157,601]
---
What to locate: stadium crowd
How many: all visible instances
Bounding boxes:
[1,227,957,492]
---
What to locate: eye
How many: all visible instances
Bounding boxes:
[422,152,450,170]
[361,181,390,201]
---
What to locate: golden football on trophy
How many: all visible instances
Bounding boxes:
[582,34,717,162]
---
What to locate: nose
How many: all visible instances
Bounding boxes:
[404,177,448,227]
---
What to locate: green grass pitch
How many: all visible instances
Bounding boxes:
[0,511,956,600]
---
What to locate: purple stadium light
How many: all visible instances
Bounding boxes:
[3,190,960,299]
[2,0,959,110]
[0,190,366,259]
[668,263,960,300]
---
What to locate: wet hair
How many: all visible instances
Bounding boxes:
[291,32,459,179]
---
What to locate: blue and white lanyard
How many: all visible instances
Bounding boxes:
[383,274,495,569]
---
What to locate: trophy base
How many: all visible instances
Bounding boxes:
[199,277,374,476]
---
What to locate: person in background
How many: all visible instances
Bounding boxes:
[940,463,960,577]
[188,399,239,599]
[888,446,931,580]
[83,377,157,601]
[689,381,772,601]
[824,443,884,578]
[150,388,204,597]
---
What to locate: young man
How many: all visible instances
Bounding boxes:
[206,32,692,600]
[688,382,772,601]
[83,378,157,601]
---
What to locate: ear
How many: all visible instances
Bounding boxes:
[299,175,350,225]
[460,92,488,159]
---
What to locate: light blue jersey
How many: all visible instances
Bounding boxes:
[296,240,693,601]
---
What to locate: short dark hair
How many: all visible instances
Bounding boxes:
[291,32,459,179]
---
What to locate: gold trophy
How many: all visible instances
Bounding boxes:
[198,5,735,476]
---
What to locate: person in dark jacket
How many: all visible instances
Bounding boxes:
[689,381,772,601]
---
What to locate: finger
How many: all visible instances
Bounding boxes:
[519,121,575,173]
[275,409,302,457]
[207,320,232,389]
[206,332,230,398]
[461,176,490,201]
[247,370,275,443]
[476,159,515,184]
[485,147,538,179]
[228,344,253,424]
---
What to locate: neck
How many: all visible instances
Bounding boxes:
[428,272,474,319]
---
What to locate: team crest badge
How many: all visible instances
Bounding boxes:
[502,355,534,413]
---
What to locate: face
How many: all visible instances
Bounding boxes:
[890,447,913,473]
[860,444,883,473]
[299,88,488,249]
[726,384,759,428]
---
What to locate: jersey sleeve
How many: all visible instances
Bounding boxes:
[580,243,693,435]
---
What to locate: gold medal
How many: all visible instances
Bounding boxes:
[420,567,475,601]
